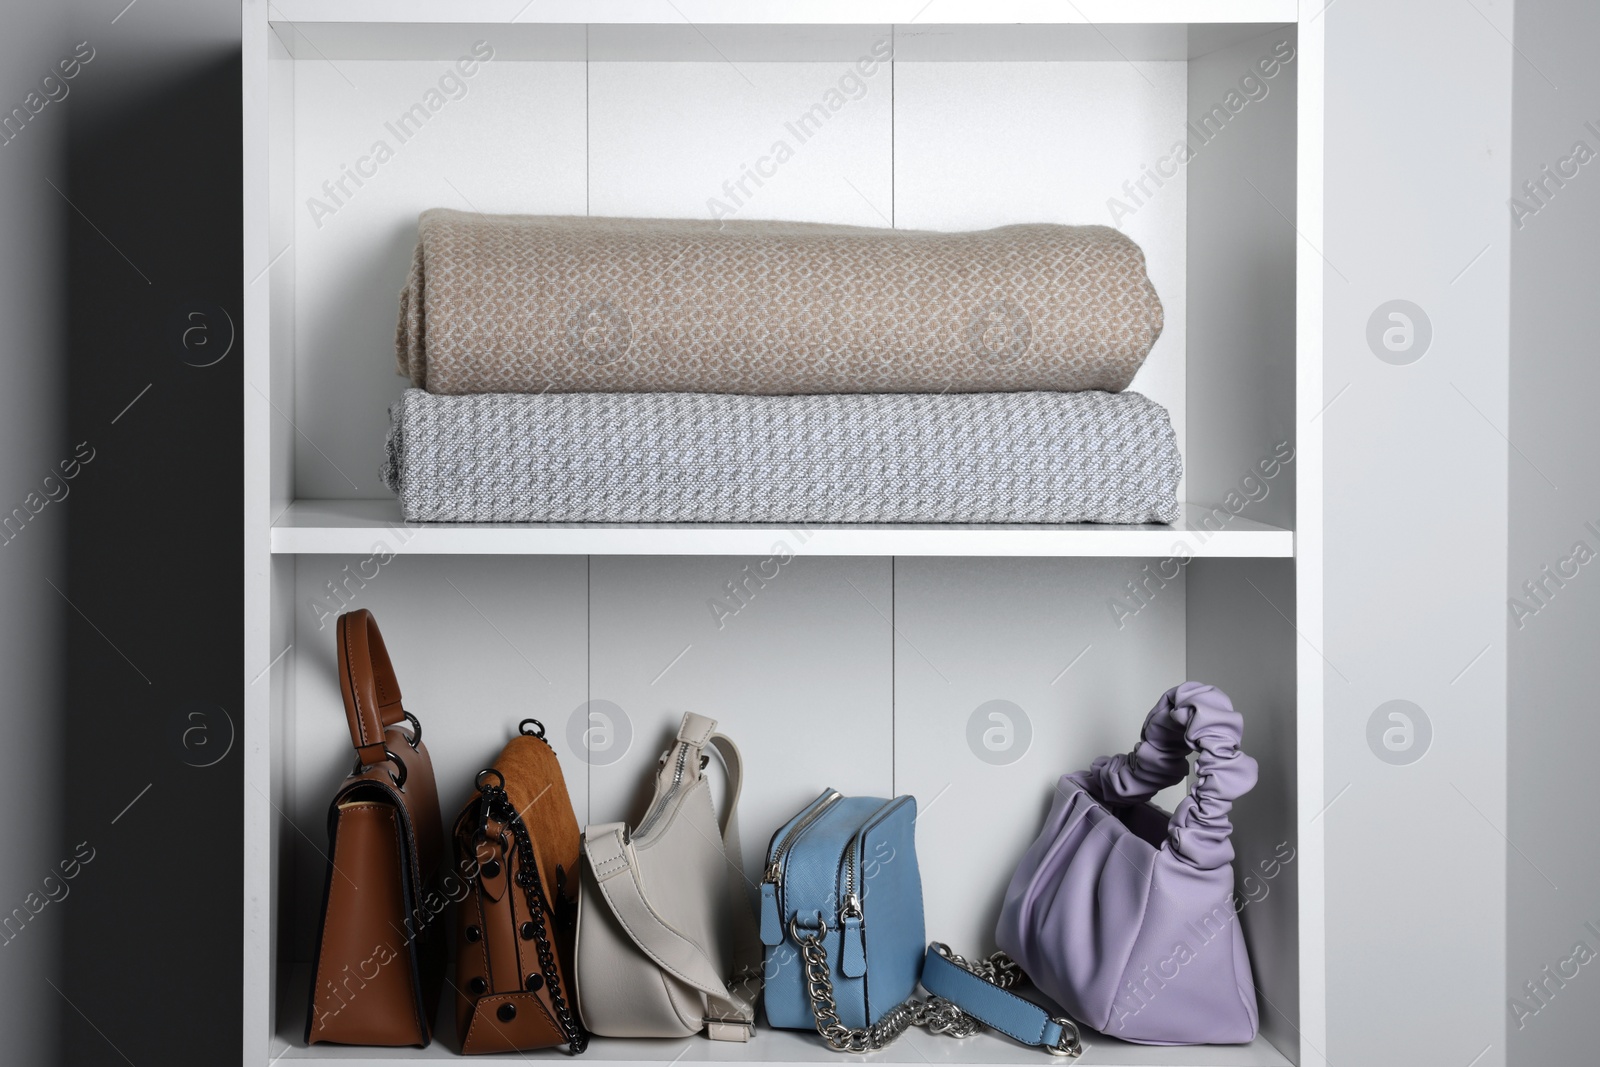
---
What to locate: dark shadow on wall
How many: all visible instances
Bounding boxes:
[58,52,241,1067]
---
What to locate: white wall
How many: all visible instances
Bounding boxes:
[1506,1,1600,1063]
[1323,2,1512,1065]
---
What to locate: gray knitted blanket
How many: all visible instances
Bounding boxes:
[382,389,1181,524]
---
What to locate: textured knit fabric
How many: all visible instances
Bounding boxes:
[396,211,1165,396]
[382,389,1181,525]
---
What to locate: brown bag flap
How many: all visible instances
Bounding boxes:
[457,729,581,909]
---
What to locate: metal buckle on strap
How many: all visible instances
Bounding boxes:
[1046,1017,1082,1058]
[703,1017,754,1043]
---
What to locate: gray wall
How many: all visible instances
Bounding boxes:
[0,2,239,1065]
[1507,2,1600,1063]
[1324,2,1512,1065]
[0,3,70,1062]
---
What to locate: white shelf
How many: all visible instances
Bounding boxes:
[269,22,1292,64]
[274,962,1291,1066]
[264,1,1299,28]
[270,500,1293,558]
[267,10,1295,63]
[275,1030,1290,1066]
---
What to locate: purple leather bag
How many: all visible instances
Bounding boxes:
[995,682,1260,1045]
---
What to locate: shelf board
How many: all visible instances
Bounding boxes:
[263,1,1300,29]
[269,22,1291,63]
[275,960,1290,1065]
[269,500,1292,558]
[266,7,1294,63]
[276,1029,1290,1066]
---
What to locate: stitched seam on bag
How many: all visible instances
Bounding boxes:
[508,853,530,989]
[680,715,714,746]
[467,885,492,1001]
[860,899,872,1021]
[586,828,632,879]
[604,888,700,989]
[601,879,701,986]
[589,841,630,879]
[371,618,392,706]
[463,993,558,1053]
[975,995,1043,1043]
[598,864,726,998]
[658,963,702,1034]
[343,620,369,749]
[593,858,629,878]
[934,959,1045,1044]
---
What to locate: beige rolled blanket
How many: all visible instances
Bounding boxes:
[396,210,1163,395]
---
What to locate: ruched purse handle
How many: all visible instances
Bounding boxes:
[1088,681,1258,870]
[336,608,408,767]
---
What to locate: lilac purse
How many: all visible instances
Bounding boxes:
[995,682,1260,1045]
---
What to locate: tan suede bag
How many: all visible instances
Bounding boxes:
[451,721,587,1055]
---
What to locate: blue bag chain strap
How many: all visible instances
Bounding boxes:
[920,944,1082,1057]
[791,922,1081,1058]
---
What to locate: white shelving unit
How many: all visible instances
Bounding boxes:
[244,3,1324,1065]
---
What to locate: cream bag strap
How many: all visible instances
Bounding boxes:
[581,713,758,1041]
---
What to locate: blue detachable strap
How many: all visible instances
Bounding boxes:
[919,945,1081,1057]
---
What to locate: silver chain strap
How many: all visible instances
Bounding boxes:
[791,919,1081,1057]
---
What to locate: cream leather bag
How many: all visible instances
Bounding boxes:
[575,713,759,1041]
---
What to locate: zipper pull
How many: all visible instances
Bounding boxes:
[841,903,866,978]
[760,880,782,947]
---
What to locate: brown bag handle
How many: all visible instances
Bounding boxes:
[336,609,406,766]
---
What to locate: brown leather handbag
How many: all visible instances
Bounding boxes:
[306,609,445,1047]
[452,720,587,1055]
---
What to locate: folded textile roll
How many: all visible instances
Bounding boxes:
[382,389,1181,525]
[396,211,1164,396]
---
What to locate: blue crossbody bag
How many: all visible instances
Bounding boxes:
[759,789,1083,1057]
